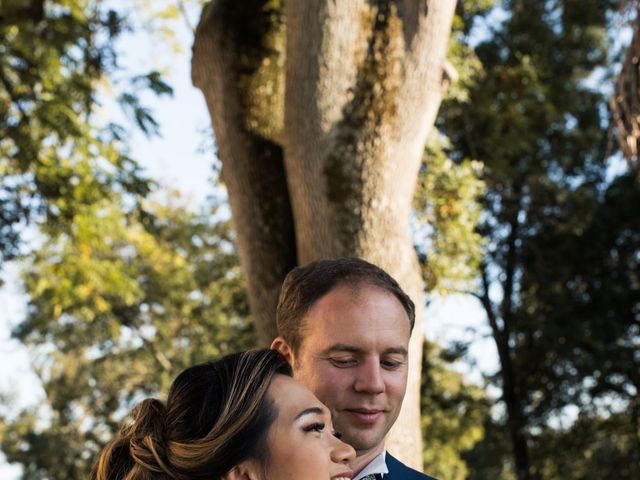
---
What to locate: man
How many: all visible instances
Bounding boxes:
[271,258,436,480]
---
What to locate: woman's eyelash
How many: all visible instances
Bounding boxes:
[333,431,343,439]
[303,422,325,433]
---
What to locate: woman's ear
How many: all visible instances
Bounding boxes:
[221,460,261,480]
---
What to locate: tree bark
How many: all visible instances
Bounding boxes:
[481,221,531,480]
[500,196,530,480]
[611,10,640,180]
[284,1,455,467]
[192,0,456,469]
[192,0,297,346]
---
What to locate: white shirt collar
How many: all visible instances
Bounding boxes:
[353,450,388,480]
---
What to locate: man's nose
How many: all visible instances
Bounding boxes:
[353,358,385,393]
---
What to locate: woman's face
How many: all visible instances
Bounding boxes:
[265,374,356,480]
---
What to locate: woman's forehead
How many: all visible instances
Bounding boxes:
[268,375,329,420]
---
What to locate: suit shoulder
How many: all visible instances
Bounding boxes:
[386,454,438,480]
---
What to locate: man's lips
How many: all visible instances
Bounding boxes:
[344,408,384,424]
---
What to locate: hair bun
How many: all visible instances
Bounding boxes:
[127,398,175,477]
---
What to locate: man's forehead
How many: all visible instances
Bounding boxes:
[293,282,409,348]
[305,281,405,314]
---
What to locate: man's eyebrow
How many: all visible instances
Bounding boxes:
[384,346,408,357]
[322,344,365,354]
[322,344,408,357]
[294,407,324,421]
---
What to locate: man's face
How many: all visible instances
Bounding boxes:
[284,284,410,457]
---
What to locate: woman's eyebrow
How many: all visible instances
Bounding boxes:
[294,407,324,421]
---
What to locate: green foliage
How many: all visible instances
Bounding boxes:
[515,172,640,422]
[415,134,485,293]
[464,418,516,480]
[463,407,639,479]
[421,340,490,480]
[437,0,639,477]
[0,2,250,478]
[414,0,492,295]
[0,196,254,479]
[529,410,640,478]
[447,0,494,103]
[0,0,173,267]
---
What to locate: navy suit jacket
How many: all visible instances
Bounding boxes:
[386,453,437,480]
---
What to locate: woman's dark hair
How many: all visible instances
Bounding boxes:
[91,349,292,480]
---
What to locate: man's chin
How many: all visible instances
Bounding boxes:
[342,432,385,455]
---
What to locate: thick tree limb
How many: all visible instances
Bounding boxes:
[193,0,456,469]
[0,0,44,25]
[192,0,297,346]
[611,11,640,179]
[283,0,456,469]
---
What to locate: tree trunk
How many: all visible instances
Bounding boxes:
[611,10,640,180]
[501,343,530,480]
[283,0,454,468]
[192,0,456,469]
[631,392,640,476]
[481,295,530,480]
[192,1,297,346]
[481,216,531,480]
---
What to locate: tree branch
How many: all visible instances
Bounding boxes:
[0,0,44,26]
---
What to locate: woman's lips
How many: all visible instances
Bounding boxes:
[332,470,354,480]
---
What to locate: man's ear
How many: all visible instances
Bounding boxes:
[271,336,294,365]
[221,461,260,480]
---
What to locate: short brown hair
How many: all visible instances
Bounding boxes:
[276,257,415,352]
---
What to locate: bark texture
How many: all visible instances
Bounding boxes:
[193,0,456,469]
[283,1,455,468]
[192,0,297,346]
[611,10,640,180]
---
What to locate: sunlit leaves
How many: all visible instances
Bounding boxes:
[415,133,485,294]
[2,195,254,478]
[421,340,490,480]
[0,0,170,264]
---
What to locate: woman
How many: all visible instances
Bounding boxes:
[91,349,355,480]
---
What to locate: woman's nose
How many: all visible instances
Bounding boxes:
[331,435,356,464]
